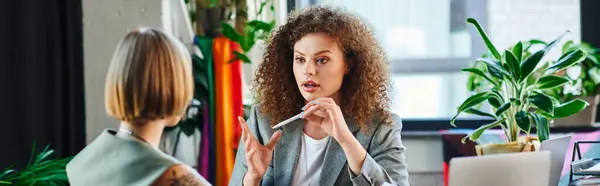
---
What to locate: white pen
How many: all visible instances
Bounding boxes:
[271,112,304,129]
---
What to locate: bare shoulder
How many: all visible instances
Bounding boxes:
[152,164,211,186]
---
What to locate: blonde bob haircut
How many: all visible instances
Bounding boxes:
[105,28,193,124]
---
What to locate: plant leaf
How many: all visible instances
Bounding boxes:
[520,32,569,81]
[523,39,548,52]
[451,92,493,127]
[530,113,550,141]
[513,41,523,61]
[230,51,252,63]
[257,0,269,15]
[461,119,505,143]
[461,68,498,87]
[465,108,497,119]
[545,49,587,73]
[467,18,501,60]
[495,102,511,116]
[536,75,571,90]
[220,22,242,43]
[488,97,502,109]
[562,40,575,54]
[552,99,590,118]
[520,50,545,82]
[505,49,521,80]
[516,111,531,133]
[589,67,600,84]
[528,93,554,114]
[477,58,511,78]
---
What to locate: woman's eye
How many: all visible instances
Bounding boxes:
[295,57,305,63]
[316,58,329,64]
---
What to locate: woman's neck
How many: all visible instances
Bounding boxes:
[118,121,166,148]
[304,121,329,140]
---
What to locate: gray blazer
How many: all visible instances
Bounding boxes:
[229,105,410,186]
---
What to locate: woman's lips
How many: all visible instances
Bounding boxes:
[302,80,320,93]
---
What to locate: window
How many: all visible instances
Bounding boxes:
[299,0,582,120]
[300,0,488,119]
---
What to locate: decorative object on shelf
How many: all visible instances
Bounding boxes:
[0,143,71,185]
[453,17,589,155]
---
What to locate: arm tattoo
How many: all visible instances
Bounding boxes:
[168,170,202,186]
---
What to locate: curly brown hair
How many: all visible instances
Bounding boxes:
[252,5,393,131]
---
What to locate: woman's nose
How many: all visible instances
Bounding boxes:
[303,61,316,76]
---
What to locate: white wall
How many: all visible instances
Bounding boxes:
[83,0,164,143]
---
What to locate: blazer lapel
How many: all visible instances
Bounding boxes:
[273,119,303,186]
[319,116,366,186]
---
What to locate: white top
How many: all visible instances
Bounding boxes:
[291,133,330,186]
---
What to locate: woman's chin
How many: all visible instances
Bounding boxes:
[301,93,318,102]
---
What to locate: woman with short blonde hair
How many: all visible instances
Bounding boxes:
[67,28,210,186]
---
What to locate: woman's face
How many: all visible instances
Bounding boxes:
[293,33,348,102]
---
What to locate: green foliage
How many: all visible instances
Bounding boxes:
[454,18,589,143]
[219,18,276,64]
[0,143,72,185]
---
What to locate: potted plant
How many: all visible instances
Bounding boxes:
[542,40,600,127]
[0,144,72,185]
[452,17,589,155]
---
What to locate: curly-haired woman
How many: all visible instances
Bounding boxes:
[230,5,409,186]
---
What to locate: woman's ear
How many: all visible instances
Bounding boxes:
[344,61,352,74]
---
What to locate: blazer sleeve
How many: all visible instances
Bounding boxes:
[347,113,410,186]
[229,105,262,186]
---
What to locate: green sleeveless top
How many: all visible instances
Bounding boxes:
[66,129,181,185]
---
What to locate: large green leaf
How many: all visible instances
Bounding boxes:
[505,49,521,80]
[465,108,497,119]
[515,111,531,133]
[488,97,502,109]
[220,22,242,43]
[552,99,590,118]
[241,26,256,52]
[477,58,511,78]
[467,18,501,60]
[530,113,550,141]
[451,92,493,127]
[535,75,571,90]
[528,93,554,114]
[461,119,506,143]
[231,51,252,63]
[520,50,545,82]
[247,20,275,33]
[545,49,587,73]
[487,64,504,79]
[495,102,511,117]
[520,32,568,81]
[513,41,523,61]
[461,68,498,87]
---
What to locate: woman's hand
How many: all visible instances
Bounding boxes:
[301,97,367,175]
[301,97,352,144]
[238,117,282,186]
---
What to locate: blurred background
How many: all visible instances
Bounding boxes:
[0,0,598,185]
